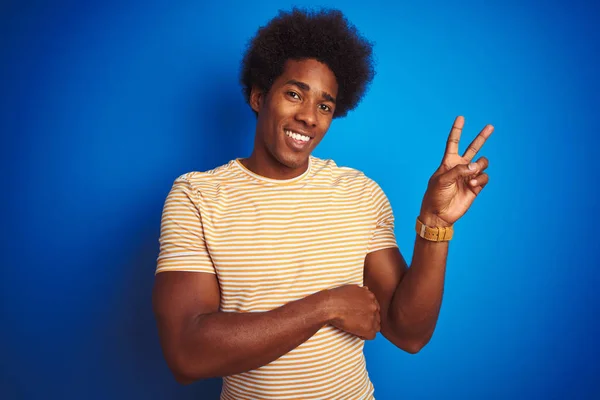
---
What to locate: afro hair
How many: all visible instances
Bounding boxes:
[240,8,375,118]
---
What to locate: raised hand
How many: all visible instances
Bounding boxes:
[419,116,494,227]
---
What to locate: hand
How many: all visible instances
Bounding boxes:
[419,116,494,227]
[326,285,381,340]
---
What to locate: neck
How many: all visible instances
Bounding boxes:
[241,149,309,180]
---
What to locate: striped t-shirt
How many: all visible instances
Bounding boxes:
[156,156,398,399]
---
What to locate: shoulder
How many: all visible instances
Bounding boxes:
[310,156,381,190]
[171,160,239,194]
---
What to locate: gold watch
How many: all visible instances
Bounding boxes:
[415,217,454,242]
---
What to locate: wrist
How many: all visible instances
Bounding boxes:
[418,212,452,228]
[314,289,339,325]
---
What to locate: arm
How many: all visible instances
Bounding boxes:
[364,225,448,354]
[153,271,380,384]
[153,271,331,383]
[365,116,493,354]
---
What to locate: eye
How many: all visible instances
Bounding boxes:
[287,91,301,100]
[319,104,332,113]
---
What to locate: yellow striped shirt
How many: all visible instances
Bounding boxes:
[157,156,398,399]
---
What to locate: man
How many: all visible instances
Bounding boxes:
[153,8,493,399]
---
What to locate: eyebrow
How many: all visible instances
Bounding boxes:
[286,79,336,104]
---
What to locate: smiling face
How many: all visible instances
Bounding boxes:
[248,58,338,179]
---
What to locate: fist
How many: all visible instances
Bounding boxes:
[327,285,381,340]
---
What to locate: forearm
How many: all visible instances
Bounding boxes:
[171,290,332,381]
[390,215,449,346]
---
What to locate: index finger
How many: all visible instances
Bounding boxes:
[444,116,465,158]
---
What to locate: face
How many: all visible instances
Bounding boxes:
[250,58,338,175]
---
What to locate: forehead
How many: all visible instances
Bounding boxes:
[277,59,338,96]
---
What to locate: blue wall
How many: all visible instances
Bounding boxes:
[2,0,599,399]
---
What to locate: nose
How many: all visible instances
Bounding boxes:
[294,102,317,128]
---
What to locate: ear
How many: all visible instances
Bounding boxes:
[250,86,264,113]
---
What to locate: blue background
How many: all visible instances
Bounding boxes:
[2,0,599,399]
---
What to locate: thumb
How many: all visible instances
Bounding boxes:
[439,162,479,185]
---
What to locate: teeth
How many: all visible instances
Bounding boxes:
[285,130,310,142]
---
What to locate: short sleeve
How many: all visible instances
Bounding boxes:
[155,175,216,274]
[367,180,398,253]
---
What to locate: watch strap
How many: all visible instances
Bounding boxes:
[415,217,454,241]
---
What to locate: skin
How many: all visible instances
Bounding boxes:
[365,117,493,352]
[240,58,338,179]
[153,59,494,383]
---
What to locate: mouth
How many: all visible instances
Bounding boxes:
[284,129,313,142]
[283,129,313,151]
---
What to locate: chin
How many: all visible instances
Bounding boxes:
[275,150,309,170]
[280,156,307,169]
